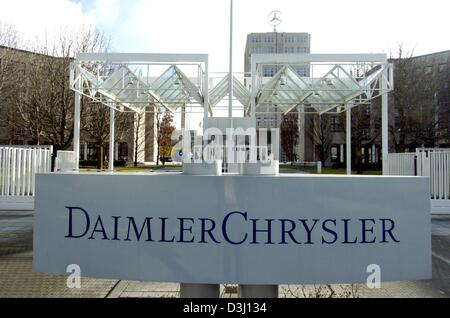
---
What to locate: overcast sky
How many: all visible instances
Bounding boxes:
[1,0,450,72]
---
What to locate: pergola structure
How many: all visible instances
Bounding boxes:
[69,52,393,174]
[249,53,393,174]
[70,53,209,170]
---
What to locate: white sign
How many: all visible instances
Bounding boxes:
[33,173,431,284]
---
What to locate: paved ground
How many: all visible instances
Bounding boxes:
[0,210,449,298]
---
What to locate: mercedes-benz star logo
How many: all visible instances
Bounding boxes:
[268,10,282,32]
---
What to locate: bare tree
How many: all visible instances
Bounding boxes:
[389,45,443,152]
[280,111,299,162]
[0,22,22,142]
[307,113,332,165]
[1,24,110,152]
[346,102,381,174]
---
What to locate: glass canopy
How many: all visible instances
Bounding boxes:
[70,54,392,116]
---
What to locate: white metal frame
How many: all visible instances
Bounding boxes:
[70,53,209,170]
[251,53,393,175]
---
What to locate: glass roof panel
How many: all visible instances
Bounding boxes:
[209,74,251,109]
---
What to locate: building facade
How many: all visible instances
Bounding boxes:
[244,32,311,162]
[388,50,450,152]
[244,32,311,77]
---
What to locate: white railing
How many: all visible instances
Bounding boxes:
[55,151,77,172]
[0,145,53,197]
[416,149,450,214]
[386,152,416,176]
[0,145,53,210]
[386,148,450,214]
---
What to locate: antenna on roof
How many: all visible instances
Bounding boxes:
[268,10,282,32]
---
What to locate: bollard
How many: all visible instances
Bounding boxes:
[317,161,322,174]
[180,283,220,298]
[238,285,278,298]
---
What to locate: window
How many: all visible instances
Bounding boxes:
[285,36,294,43]
[330,117,342,132]
[331,146,338,161]
[362,129,371,139]
[296,67,308,77]
[296,47,309,53]
[263,36,274,43]
[438,63,448,73]
[263,66,275,77]
[284,47,294,53]
[425,66,433,75]
[253,36,261,43]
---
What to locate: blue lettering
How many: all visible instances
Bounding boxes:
[65,206,90,238]
[177,218,195,243]
[360,219,376,243]
[342,219,357,244]
[111,216,121,240]
[380,218,400,243]
[125,217,153,241]
[321,219,337,244]
[222,211,248,245]
[280,219,301,244]
[159,217,175,242]
[88,215,109,240]
[250,219,274,244]
[299,219,319,244]
[198,218,221,244]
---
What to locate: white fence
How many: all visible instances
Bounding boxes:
[386,153,416,176]
[386,148,450,214]
[0,145,53,210]
[416,149,450,214]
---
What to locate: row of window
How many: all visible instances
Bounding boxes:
[249,46,310,55]
[251,35,308,44]
[256,114,278,128]
[284,36,308,43]
[425,63,448,74]
[329,145,380,164]
[252,36,275,43]
[262,66,308,77]
[284,47,309,53]
[250,47,276,54]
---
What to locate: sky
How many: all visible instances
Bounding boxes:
[1,0,450,73]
